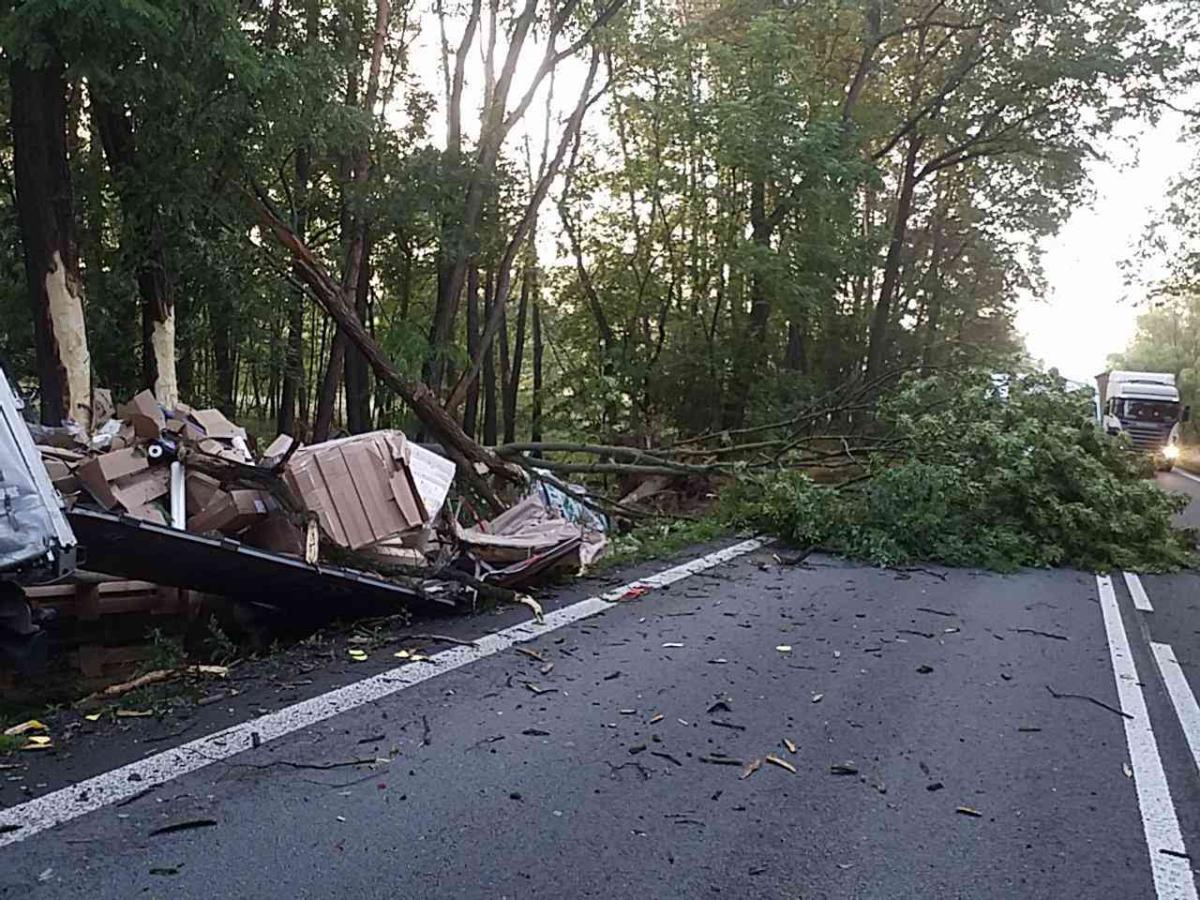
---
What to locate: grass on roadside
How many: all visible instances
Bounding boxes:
[599,516,733,570]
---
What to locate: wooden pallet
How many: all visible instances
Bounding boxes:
[24,574,200,621]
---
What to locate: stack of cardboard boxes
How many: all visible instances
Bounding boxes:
[37,389,457,566]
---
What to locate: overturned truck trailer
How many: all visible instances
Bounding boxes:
[0,368,78,671]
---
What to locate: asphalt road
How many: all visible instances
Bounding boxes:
[4,476,1200,898]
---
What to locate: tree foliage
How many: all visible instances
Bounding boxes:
[731,371,1194,571]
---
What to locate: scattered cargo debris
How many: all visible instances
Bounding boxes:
[1,368,609,689]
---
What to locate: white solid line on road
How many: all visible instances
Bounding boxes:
[1096,575,1197,900]
[1125,571,1155,613]
[1172,467,1200,485]
[1151,641,1200,776]
[0,537,765,850]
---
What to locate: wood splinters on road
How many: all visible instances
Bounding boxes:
[1012,628,1068,641]
[700,755,743,766]
[1045,684,1131,719]
[765,754,796,774]
[148,818,218,836]
[515,647,544,661]
[955,806,982,818]
[783,737,798,754]
[741,758,762,779]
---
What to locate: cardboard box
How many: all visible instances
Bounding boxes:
[186,488,275,535]
[165,418,206,443]
[284,430,428,550]
[41,457,80,495]
[110,467,170,511]
[196,438,252,464]
[184,472,224,513]
[408,443,456,521]
[241,512,304,557]
[124,502,168,526]
[189,408,243,441]
[117,390,165,439]
[76,448,152,509]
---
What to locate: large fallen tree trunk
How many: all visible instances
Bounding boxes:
[251,188,520,515]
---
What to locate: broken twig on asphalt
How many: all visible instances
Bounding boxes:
[1045,684,1131,719]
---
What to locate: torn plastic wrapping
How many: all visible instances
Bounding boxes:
[0,420,58,571]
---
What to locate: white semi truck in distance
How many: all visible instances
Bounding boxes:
[1096,370,1190,471]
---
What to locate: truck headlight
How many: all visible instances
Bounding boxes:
[1164,444,1180,460]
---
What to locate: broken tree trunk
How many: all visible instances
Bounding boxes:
[251,189,520,514]
[11,54,92,430]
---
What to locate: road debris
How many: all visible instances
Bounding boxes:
[1012,628,1068,641]
[649,713,664,724]
[706,698,731,713]
[661,642,684,648]
[916,607,956,618]
[3,720,47,737]
[782,737,798,754]
[1045,684,1131,719]
[348,649,368,661]
[811,693,823,703]
[651,751,682,767]
[1123,762,1133,778]
[955,806,982,818]
[515,647,544,661]
[700,755,743,766]
[765,754,796,774]
[830,762,858,775]
[710,719,746,731]
[523,682,557,695]
[149,818,218,836]
[916,664,934,674]
[741,758,762,779]
[775,644,792,653]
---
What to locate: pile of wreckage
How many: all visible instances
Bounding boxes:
[32,389,608,594]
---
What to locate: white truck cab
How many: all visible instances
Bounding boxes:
[1096,370,1190,470]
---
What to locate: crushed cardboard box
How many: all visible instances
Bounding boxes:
[284,430,427,551]
[187,488,276,535]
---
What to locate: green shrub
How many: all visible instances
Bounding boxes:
[729,370,1194,571]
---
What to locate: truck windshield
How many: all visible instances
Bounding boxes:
[1118,399,1180,422]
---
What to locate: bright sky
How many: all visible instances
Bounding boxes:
[1015,110,1195,383]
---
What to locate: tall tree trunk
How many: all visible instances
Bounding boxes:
[278,0,320,438]
[482,271,498,445]
[721,177,773,429]
[92,97,179,406]
[279,140,311,438]
[503,256,531,443]
[498,307,511,441]
[210,292,237,415]
[784,320,808,372]
[464,265,481,438]
[531,295,543,452]
[313,0,389,442]
[865,130,923,380]
[11,55,92,429]
[344,231,372,433]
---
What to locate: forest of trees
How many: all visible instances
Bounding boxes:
[2,0,1197,450]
